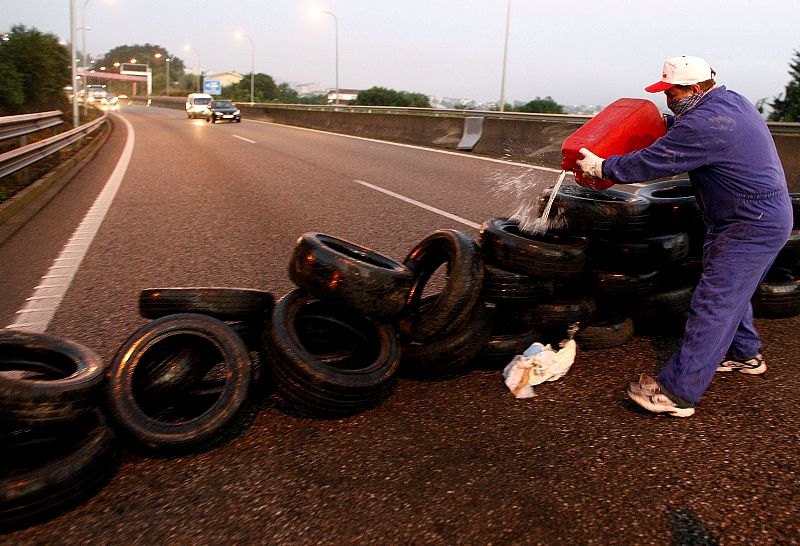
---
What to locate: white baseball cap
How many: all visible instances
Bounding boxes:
[645,55,715,92]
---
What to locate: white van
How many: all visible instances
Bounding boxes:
[186,93,213,119]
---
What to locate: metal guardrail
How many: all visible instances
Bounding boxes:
[0,111,107,179]
[138,95,800,133]
[244,102,594,124]
[0,110,64,142]
[768,122,800,135]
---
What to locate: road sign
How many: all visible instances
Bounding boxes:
[203,78,222,95]
[120,63,148,75]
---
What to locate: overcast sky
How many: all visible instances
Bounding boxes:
[3,0,799,108]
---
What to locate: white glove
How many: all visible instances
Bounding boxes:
[576,148,605,179]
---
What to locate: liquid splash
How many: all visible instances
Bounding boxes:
[489,158,568,236]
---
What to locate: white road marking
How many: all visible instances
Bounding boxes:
[354,179,481,230]
[7,113,136,332]
[248,118,564,174]
[232,134,256,144]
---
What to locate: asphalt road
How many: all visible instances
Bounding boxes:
[2,104,799,544]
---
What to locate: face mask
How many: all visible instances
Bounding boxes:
[667,90,707,116]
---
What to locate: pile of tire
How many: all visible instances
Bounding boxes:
[529,181,800,338]
[281,229,490,413]
[751,193,800,318]
[104,287,274,453]
[0,329,117,531]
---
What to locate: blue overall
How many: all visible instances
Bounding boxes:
[602,86,792,405]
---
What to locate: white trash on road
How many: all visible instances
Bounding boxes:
[502,325,578,399]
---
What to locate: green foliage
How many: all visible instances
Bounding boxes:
[350,86,432,107]
[221,73,278,102]
[0,25,69,115]
[98,44,185,96]
[294,94,328,105]
[769,49,800,122]
[515,96,565,114]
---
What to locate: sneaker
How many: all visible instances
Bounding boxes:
[717,353,767,375]
[626,374,695,418]
[627,373,660,396]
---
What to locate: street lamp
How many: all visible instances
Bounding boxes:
[499,0,511,112]
[184,45,201,92]
[235,32,255,105]
[165,57,171,96]
[81,0,92,115]
[313,9,339,105]
[70,0,79,126]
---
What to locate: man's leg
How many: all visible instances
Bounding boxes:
[657,226,782,404]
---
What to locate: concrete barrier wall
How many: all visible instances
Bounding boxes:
[134,96,800,191]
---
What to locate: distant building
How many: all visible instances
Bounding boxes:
[326,88,362,104]
[206,71,244,87]
[293,82,326,97]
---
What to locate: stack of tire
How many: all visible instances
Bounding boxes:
[104,288,274,452]
[0,329,117,531]
[478,218,596,357]
[525,181,704,343]
[529,181,800,340]
[281,229,489,414]
[751,193,800,318]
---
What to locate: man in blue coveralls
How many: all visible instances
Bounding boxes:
[576,55,792,417]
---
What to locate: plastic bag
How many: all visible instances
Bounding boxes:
[502,325,578,399]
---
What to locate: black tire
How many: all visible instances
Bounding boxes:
[636,179,705,234]
[592,270,659,307]
[531,298,597,328]
[295,312,375,368]
[267,290,400,414]
[752,278,800,318]
[789,193,800,229]
[539,185,650,240]
[479,305,542,364]
[479,217,588,278]
[0,330,105,427]
[483,265,555,306]
[106,313,251,451]
[0,410,118,531]
[575,317,634,350]
[131,339,219,406]
[139,287,275,321]
[588,232,689,272]
[289,232,414,319]
[771,230,800,273]
[400,300,492,377]
[398,229,485,342]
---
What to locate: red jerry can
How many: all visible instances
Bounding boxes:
[561,98,667,190]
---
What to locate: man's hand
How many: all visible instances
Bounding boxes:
[576,148,605,179]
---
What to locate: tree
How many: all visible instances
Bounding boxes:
[221,73,278,102]
[515,96,565,114]
[350,86,431,107]
[0,25,69,115]
[769,49,800,122]
[98,44,186,96]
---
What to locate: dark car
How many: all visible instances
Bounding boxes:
[205,100,241,123]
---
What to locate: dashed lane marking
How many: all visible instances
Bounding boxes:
[7,113,136,332]
[354,179,481,230]
[232,134,256,144]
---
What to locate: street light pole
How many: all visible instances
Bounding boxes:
[235,33,256,105]
[321,10,339,105]
[184,46,201,92]
[499,0,511,112]
[165,58,171,96]
[70,0,79,126]
[81,0,92,116]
